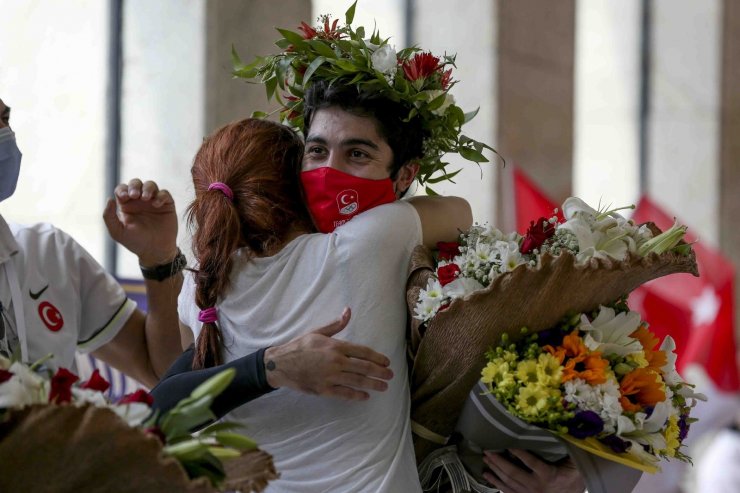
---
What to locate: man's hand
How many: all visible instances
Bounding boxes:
[103,178,179,267]
[482,449,585,493]
[263,308,394,401]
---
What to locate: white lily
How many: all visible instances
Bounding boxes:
[111,402,152,427]
[579,307,644,356]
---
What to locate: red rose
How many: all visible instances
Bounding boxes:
[437,241,461,261]
[0,369,12,384]
[402,52,441,81]
[437,263,461,287]
[49,367,79,404]
[520,216,556,254]
[119,389,154,407]
[81,369,110,393]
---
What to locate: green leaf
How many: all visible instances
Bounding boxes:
[425,185,440,196]
[199,421,245,435]
[276,28,308,48]
[207,447,243,459]
[355,26,365,39]
[459,147,489,163]
[265,76,278,101]
[345,0,357,25]
[463,107,480,124]
[427,168,462,184]
[214,432,258,450]
[309,40,337,59]
[190,368,236,400]
[426,92,448,111]
[330,58,362,72]
[231,45,244,70]
[251,111,268,118]
[303,56,326,85]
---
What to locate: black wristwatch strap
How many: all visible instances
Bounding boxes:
[140,250,187,281]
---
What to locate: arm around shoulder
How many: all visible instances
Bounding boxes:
[407,195,472,248]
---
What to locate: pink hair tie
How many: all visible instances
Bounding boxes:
[198,307,218,323]
[208,182,234,201]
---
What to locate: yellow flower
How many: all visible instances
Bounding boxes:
[536,352,563,387]
[516,359,539,385]
[626,351,649,369]
[516,384,552,417]
[481,359,516,392]
[502,350,519,364]
[662,414,680,457]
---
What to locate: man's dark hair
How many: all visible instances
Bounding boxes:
[303,80,427,179]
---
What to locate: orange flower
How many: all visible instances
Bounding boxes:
[630,325,667,371]
[544,345,566,364]
[619,367,666,413]
[562,352,609,385]
[562,330,588,358]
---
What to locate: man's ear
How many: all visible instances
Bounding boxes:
[393,161,420,198]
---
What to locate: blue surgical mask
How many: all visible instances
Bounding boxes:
[0,127,22,202]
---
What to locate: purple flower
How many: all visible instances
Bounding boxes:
[599,434,631,453]
[678,414,690,442]
[537,327,566,347]
[566,410,604,439]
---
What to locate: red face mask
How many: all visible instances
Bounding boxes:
[301,167,397,233]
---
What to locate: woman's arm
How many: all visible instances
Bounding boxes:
[407,195,473,248]
[151,309,394,425]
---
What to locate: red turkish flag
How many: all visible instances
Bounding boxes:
[629,197,739,391]
[513,168,563,234]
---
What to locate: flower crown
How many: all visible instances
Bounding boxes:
[231,1,497,193]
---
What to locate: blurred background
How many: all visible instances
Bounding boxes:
[1,1,738,491]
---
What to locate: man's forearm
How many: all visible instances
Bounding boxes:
[143,271,184,379]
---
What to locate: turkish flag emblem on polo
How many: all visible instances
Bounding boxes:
[336,189,359,215]
[38,301,64,332]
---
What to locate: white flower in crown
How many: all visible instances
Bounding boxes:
[370,44,397,76]
[578,306,644,357]
[493,240,524,273]
[424,89,456,116]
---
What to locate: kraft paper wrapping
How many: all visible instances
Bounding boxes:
[0,404,277,493]
[406,226,698,463]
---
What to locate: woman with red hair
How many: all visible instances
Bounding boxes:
[160,117,471,491]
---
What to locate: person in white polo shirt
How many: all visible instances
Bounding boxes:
[0,97,183,387]
[0,97,395,397]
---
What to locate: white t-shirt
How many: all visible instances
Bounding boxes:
[179,201,423,493]
[0,215,136,370]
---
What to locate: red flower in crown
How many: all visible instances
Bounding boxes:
[520,217,556,254]
[440,68,453,90]
[402,52,441,82]
[81,369,110,393]
[437,263,461,287]
[298,21,318,40]
[119,389,154,407]
[0,369,12,384]
[437,241,461,261]
[49,368,79,404]
[319,17,342,40]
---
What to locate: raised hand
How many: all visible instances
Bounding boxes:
[483,449,585,493]
[263,307,395,401]
[103,178,179,267]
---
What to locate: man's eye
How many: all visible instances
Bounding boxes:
[307,146,325,155]
[350,150,368,158]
